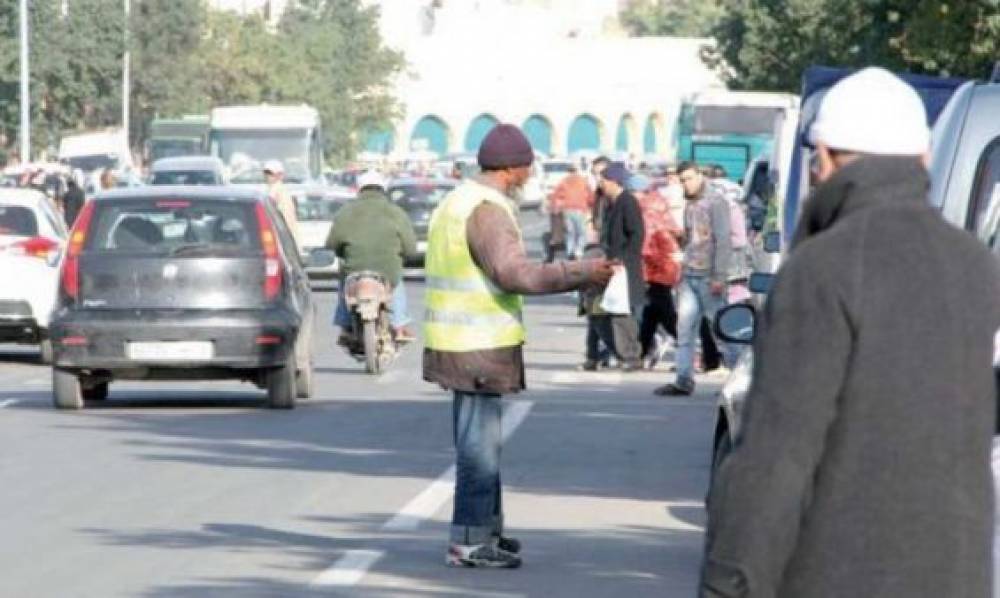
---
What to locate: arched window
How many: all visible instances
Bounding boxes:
[522,115,554,156]
[644,114,663,154]
[567,114,602,154]
[411,115,450,155]
[616,114,637,153]
[464,114,500,152]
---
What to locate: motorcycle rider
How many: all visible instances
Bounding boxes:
[326,170,419,344]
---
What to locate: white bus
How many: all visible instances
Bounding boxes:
[208,105,324,186]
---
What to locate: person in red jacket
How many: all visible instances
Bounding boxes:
[632,175,683,367]
[549,164,594,260]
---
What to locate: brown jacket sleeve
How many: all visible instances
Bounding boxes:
[467,203,593,295]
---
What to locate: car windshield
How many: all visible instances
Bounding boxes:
[64,154,117,173]
[693,106,779,136]
[0,205,38,237]
[87,198,261,255]
[213,130,310,184]
[149,139,203,162]
[151,170,220,186]
[297,197,343,222]
[389,184,454,206]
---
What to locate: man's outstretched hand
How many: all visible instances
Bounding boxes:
[587,259,619,287]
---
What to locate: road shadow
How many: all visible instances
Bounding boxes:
[79,517,702,597]
[0,346,45,365]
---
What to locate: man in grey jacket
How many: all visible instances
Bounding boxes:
[655,161,732,396]
[701,67,1000,598]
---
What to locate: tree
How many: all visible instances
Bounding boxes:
[621,0,725,37]
[129,0,207,144]
[276,0,404,161]
[707,0,1000,92]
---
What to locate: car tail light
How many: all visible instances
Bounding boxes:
[7,236,59,259]
[254,203,283,301]
[255,335,282,345]
[60,201,96,300]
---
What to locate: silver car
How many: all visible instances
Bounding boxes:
[149,156,228,186]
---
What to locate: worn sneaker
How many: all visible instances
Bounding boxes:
[653,380,695,396]
[496,535,521,554]
[446,542,522,569]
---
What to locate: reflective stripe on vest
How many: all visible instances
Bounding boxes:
[423,179,525,352]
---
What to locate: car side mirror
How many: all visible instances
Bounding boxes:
[714,304,756,345]
[763,231,781,254]
[749,272,775,295]
[310,249,337,268]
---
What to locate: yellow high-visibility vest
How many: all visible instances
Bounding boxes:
[424,180,525,352]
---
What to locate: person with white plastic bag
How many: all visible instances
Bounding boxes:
[596,163,644,372]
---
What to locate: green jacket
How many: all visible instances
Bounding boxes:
[325,188,418,285]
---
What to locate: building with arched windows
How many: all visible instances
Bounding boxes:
[361,0,723,161]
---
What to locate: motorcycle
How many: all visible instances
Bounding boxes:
[342,270,398,374]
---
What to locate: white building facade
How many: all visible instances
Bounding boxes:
[364,0,723,160]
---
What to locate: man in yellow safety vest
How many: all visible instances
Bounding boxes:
[424,124,614,569]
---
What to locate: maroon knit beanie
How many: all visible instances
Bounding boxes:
[477,124,535,169]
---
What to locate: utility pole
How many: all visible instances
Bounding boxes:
[19,0,30,163]
[122,0,130,155]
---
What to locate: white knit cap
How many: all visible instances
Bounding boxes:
[357,170,387,191]
[808,67,930,156]
[263,159,285,175]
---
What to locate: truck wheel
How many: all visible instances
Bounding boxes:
[52,368,83,410]
[296,354,314,399]
[267,362,296,409]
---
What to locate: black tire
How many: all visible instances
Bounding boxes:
[362,320,380,375]
[83,381,109,402]
[38,338,53,365]
[295,356,314,399]
[52,368,83,410]
[266,362,296,409]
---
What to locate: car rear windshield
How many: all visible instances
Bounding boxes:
[86,198,261,255]
[297,197,343,221]
[0,205,38,237]
[151,170,220,185]
[389,184,453,206]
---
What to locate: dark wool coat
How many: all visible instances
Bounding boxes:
[701,156,1000,598]
[601,190,645,314]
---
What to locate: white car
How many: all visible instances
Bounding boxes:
[0,189,69,363]
[297,190,352,280]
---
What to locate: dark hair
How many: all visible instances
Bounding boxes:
[676,161,699,175]
[592,156,611,168]
[710,164,727,178]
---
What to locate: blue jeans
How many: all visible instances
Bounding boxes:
[563,211,588,260]
[451,391,504,545]
[334,279,411,329]
[674,275,732,385]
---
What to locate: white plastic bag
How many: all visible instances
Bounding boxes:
[600,267,631,315]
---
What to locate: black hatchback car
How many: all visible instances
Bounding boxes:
[49,187,315,409]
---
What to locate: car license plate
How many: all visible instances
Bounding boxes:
[417,241,427,253]
[127,341,214,361]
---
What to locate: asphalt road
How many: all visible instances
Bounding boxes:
[0,210,726,598]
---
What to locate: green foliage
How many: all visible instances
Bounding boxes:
[621,0,725,37]
[0,0,403,162]
[707,0,1000,92]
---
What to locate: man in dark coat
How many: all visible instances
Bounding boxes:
[597,162,644,371]
[701,67,1000,598]
[61,175,85,229]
